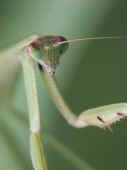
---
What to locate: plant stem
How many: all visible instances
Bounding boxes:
[45,134,94,170]
[21,52,48,170]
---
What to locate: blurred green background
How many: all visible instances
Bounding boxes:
[0,0,127,170]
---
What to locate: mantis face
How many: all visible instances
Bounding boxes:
[29,35,69,74]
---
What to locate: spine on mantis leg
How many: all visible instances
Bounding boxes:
[20,51,48,170]
[40,70,127,129]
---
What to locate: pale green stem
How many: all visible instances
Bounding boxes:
[21,52,48,170]
[30,133,47,170]
[45,134,94,170]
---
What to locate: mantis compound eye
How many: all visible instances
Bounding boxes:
[29,35,69,74]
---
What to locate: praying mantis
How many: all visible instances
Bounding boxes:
[1,34,127,170]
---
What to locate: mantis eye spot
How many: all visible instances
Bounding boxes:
[97,116,105,123]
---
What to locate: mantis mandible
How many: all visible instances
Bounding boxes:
[1,34,127,170]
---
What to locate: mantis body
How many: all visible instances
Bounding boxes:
[1,34,127,170]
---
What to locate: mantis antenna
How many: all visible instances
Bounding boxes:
[57,35,127,45]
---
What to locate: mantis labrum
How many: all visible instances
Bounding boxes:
[1,34,127,170]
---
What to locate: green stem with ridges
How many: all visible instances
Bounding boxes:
[21,52,48,170]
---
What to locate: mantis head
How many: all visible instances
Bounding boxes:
[27,34,126,74]
[29,35,69,74]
